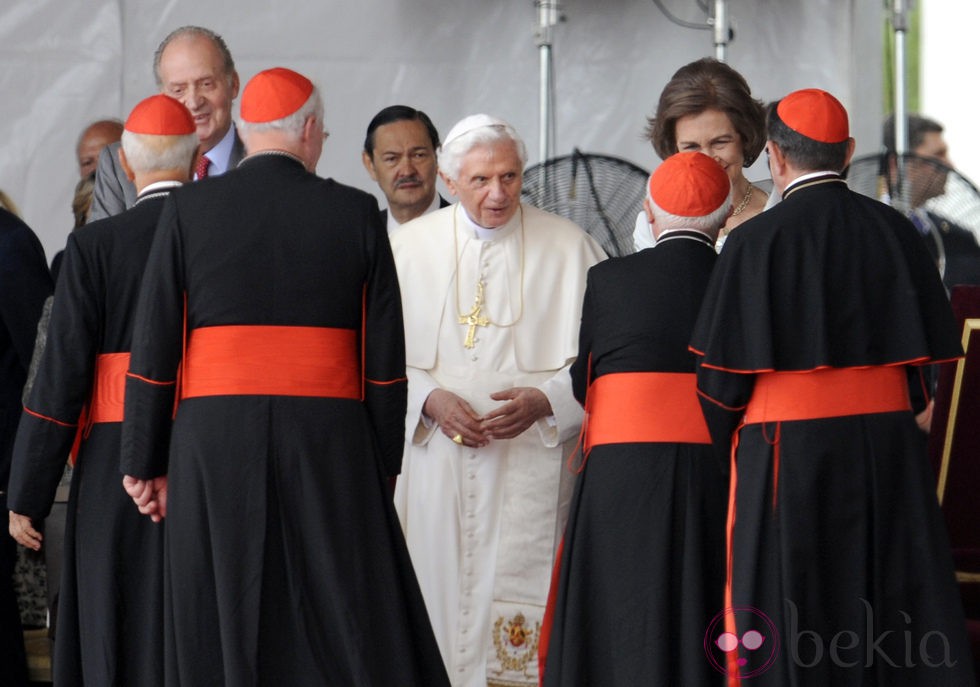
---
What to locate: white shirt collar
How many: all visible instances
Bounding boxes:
[198,124,238,178]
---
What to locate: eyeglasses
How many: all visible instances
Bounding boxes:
[322,129,330,141]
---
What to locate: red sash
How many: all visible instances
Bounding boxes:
[179,325,361,399]
[723,365,911,685]
[67,352,130,464]
[744,366,910,423]
[88,352,130,423]
[585,371,711,451]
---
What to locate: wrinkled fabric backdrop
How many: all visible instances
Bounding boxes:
[1,0,883,260]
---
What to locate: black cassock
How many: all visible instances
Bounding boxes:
[9,191,173,686]
[692,174,975,686]
[121,154,448,687]
[544,230,727,686]
[10,191,167,685]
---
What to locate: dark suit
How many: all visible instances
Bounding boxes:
[912,208,980,290]
[379,194,450,229]
[0,207,52,687]
[9,189,175,686]
[121,154,449,685]
[88,127,245,222]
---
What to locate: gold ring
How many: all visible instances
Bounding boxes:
[452,433,464,445]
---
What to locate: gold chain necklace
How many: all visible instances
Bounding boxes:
[453,205,525,349]
[731,182,755,216]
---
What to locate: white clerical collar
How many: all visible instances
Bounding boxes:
[656,227,715,246]
[201,124,237,176]
[781,170,842,198]
[387,192,442,234]
[134,180,183,206]
[458,203,521,241]
[139,180,183,195]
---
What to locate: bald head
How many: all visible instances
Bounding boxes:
[77,119,124,178]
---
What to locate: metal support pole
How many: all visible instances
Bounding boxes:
[713,0,729,62]
[536,1,560,163]
[888,0,912,212]
[890,0,910,156]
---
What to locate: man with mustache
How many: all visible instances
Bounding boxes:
[362,105,449,233]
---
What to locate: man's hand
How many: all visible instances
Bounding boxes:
[482,387,552,440]
[123,475,168,522]
[424,388,489,448]
[915,398,934,433]
[9,512,42,551]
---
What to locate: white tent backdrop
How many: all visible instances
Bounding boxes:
[1,0,883,260]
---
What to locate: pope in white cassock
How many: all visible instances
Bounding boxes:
[390,114,606,687]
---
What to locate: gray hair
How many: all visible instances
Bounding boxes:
[438,124,528,181]
[649,188,732,235]
[153,26,236,88]
[238,87,324,140]
[120,130,199,174]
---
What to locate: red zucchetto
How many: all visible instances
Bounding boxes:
[648,151,731,217]
[240,67,314,124]
[776,88,850,144]
[125,94,195,135]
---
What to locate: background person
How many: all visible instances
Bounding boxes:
[633,57,767,252]
[76,119,123,179]
[882,113,980,290]
[1,201,53,687]
[362,105,449,233]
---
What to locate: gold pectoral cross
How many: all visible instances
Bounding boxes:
[459,280,489,349]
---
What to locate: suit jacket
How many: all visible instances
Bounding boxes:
[915,208,980,290]
[88,127,245,222]
[0,208,52,492]
[379,194,450,229]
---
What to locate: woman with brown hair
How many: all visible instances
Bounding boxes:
[634,57,768,251]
